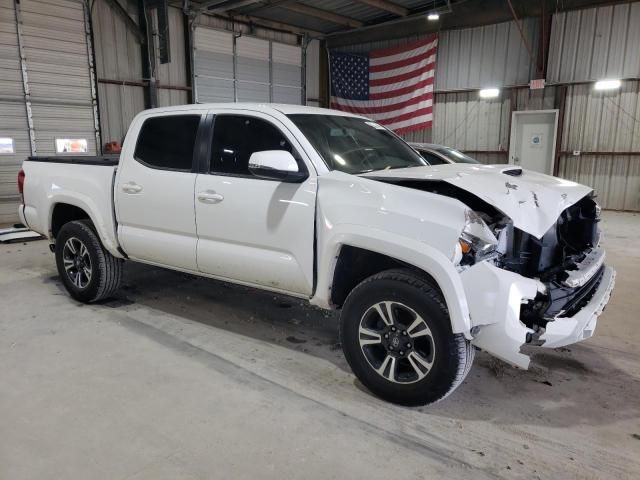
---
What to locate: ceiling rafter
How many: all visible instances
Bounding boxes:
[353,0,408,17]
[282,3,364,28]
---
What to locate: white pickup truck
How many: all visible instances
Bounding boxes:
[19,104,615,406]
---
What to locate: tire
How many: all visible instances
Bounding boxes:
[55,220,123,303]
[340,269,474,406]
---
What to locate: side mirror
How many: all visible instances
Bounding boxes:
[248,150,308,182]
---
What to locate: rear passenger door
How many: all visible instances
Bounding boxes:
[115,113,203,271]
[194,112,317,296]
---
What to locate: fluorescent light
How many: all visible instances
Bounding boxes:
[479,88,500,98]
[427,13,439,21]
[594,79,621,90]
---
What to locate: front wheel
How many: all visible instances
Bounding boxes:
[340,269,474,406]
[55,220,123,303]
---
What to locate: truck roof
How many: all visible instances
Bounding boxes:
[140,103,364,118]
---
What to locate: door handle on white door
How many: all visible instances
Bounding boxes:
[197,191,224,204]
[122,182,143,194]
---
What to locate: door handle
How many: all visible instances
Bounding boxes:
[197,191,224,204]
[122,182,143,194]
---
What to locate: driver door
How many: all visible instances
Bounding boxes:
[194,111,317,296]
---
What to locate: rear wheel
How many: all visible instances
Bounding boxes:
[340,269,474,406]
[55,220,123,303]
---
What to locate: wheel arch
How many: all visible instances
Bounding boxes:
[47,197,122,258]
[312,229,472,337]
[51,203,92,238]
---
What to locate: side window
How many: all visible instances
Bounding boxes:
[210,115,294,175]
[134,115,201,171]
[417,150,447,166]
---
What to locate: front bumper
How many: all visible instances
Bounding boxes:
[460,262,616,369]
[539,266,615,348]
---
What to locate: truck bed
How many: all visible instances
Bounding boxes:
[21,155,121,256]
[27,155,119,166]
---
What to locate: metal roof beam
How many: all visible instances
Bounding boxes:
[198,0,263,14]
[282,3,364,28]
[353,0,408,17]
[223,12,324,36]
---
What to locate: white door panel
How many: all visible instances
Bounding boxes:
[509,110,558,175]
[195,175,316,295]
[116,159,198,270]
[194,110,317,295]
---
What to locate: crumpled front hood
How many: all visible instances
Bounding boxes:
[362,164,593,238]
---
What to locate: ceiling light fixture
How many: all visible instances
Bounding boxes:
[594,79,621,90]
[479,88,500,98]
[427,13,440,21]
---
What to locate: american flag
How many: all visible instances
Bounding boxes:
[329,35,438,134]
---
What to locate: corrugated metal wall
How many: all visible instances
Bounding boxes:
[337,18,538,90]
[337,18,540,144]
[92,0,145,143]
[196,14,299,45]
[547,2,640,83]
[93,2,188,143]
[436,18,538,91]
[557,80,640,210]
[93,4,317,142]
[154,7,188,107]
[431,92,510,163]
[546,1,640,210]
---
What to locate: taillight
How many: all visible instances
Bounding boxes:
[18,168,25,202]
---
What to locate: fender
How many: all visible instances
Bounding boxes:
[311,224,473,339]
[46,194,123,258]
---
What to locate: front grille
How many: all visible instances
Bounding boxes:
[560,266,604,317]
[500,195,600,280]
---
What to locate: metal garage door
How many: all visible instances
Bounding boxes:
[236,35,269,102]
[0,0,98,224]
[272,42,302,104]
[193,26,303,105]
[0,0,29,224]
[194,27,235,103]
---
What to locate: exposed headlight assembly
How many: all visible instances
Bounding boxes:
[458,210,499,265]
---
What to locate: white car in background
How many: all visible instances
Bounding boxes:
[410,142,481,165]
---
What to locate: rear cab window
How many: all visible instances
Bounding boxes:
[134,115,201,171]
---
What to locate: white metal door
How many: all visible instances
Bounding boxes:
[509,110,559,175]
[194,111,316,295]
[116,158,198,271]
[115,113,200,271]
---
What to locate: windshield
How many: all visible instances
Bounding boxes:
[435,146,479,164]
[287,114,427,174]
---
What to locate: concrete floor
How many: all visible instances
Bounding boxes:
[1,212,639,480]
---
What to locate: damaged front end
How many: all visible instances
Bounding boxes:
[363,165,616,369]
[458,194,615,368]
